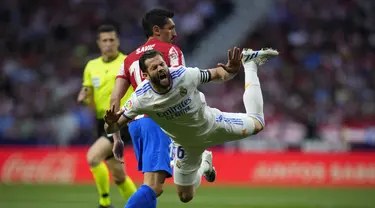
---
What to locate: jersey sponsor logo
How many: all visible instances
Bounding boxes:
[92,77,100,88]
[179,87,187,96]
[156,97,192,120]
[124,100,133,111]
[136,44,156,54]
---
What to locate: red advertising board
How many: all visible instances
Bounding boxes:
[1,147,375,187]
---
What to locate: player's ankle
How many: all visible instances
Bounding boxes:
[203,161,212,173]
[243,61,257,71]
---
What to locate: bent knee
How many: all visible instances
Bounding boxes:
[253,122,264,134]
[86,151,102,167]
[112,175,126,185]
[107,160,126,184]
[249,116,264,135]
[178,192,194,203]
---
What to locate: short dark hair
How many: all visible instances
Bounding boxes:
[142,9,174,38]
[139,50,164,72]
[97,24,118,37]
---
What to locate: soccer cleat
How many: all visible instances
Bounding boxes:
[202,150,216,183]
[242,48,279,66]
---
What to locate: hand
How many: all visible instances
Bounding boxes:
[104,105,124,125]
[112,139,125,163]
[217,47,243,74]
[77,87,90,103]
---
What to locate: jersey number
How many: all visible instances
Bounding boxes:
[129,61,143,86]
[170,144,185,160]
[176,146,185,159]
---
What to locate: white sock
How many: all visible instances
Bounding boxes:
[243,62,265,126]
[194,158,210,189]
[194,169,203,189]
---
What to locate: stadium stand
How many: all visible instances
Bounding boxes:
[0,0,233,145]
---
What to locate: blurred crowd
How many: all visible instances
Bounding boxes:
[0,0,231,145]
[203,0,375,146]
[1,0,374,147]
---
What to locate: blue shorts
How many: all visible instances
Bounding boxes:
[128,117,172,177]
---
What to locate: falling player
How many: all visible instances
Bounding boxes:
[105,47,279,207]
[77,24,137,208]
[110,9,214,207]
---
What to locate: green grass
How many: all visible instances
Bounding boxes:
[1,184,375,208]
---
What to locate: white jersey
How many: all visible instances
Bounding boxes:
[122,66,216,146]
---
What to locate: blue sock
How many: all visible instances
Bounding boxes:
[125,185,157,208]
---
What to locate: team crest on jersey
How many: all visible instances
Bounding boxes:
[175,160,182,169]
[179,87,187,96]
[124,100,133,111]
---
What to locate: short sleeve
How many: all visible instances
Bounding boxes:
[82,62,92,87]
[122,93,140,119]
[116,60,130,80]
[168,46,184,67]
[183,67,211,87]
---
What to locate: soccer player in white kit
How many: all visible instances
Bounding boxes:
[104,47,278,201]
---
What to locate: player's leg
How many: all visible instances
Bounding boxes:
[106,158,137,201]
[242,48,279,132]
[173,146,213,203]
[87,131,114,208]
[125,171,168,208]
[105,127,137,201]
[204,49,279,145]
[125,118,172,208]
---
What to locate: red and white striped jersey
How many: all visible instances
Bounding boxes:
[117,38,185,89]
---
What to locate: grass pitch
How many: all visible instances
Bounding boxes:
[1,184,374,208]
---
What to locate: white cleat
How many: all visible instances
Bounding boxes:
[202,150,216,182]
[242,48,279,66]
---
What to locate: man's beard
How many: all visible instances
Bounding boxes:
[150,74,170,89]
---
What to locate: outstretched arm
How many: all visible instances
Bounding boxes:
[104,105,130,135]
[103,104,133,163]
[205,66,234,82]
[104,107,130,163]
[206,47,243,82]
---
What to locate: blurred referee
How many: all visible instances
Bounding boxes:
[77,24,136,208]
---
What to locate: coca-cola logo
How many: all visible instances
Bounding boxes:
[1,152,77,183]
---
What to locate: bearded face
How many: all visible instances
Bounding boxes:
[143,54,172,90]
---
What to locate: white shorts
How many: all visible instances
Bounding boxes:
[171,108,257,186]
[171,143,205,186]
[204,107,257,145]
